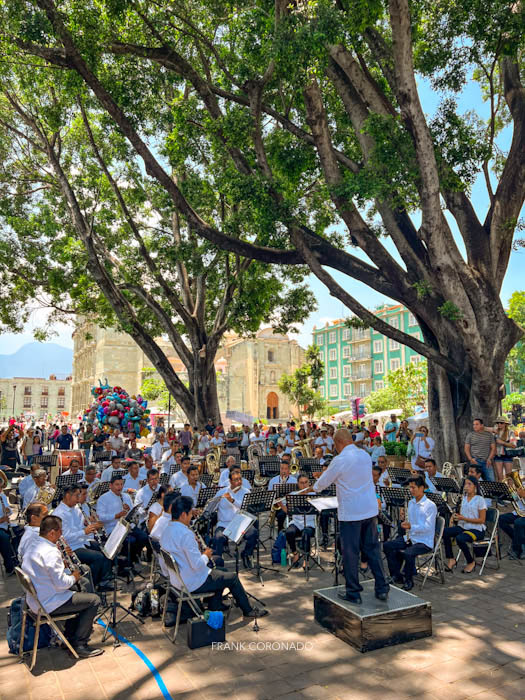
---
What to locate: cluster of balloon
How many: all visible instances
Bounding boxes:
[83,378,151,438]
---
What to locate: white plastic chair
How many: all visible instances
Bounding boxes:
[415,515,445,589]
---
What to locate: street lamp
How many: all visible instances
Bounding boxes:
[12,384,16,418]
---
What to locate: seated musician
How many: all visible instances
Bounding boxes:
[443,475,487,573]
[383,475,437,590]
[22,469,50,511]
[376,455,392,487]
[212,469,258,568]
[218,459,251,488]
[466,465,491,506]
[18,464,41,500]
[101,455,123,482]
[161,444,182,476]
[423,458,443,493]
[84,465,100,490]
[160,496,267,619]
[77,483,104,548]
[268,456,297,533]
[282,473,316,567]
[180,465,204,507]
[268,445,278,457]
[135,468,161,526]
[0,481,15,576]
[169,456,191,489]
[151,491,180,542]
[146,485,169,532]
[499,482,525,560]
[372,465,391,542]
[96,475,149,567]
[125,438,143,463]
[123,459,142,496]
[22,514,103,658]
[18,502,49,563]
[313,446,326,467]
[54,485,112,590]
[61,458,85,480]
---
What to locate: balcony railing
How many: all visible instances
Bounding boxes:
[350,331,370,342]
[349,352,371,361]
[351,372,372,380]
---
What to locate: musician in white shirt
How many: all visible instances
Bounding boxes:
[151,434,169,463]
[21,515,103,658]
[54,485,112,590]
[180,466,204,507]
[61,458,85,480]
[0,484,15,575]
[101,456,124,482]
[160,444,182,475]
[218,457,251,488]
[123,460,142,495]
[267,457,296,532]
[312,429,389,603]
[282,474,316,567]
[160,496,267,619]
[422,458,443,493]
[18,502,48,563]
[169,456,191,489]
[22,469,49,511]
[314,428,334,455]
[135,469,161,525]
[18,464,41,500]
[443,475,487,574]
[212,470,258,569]
[383,475,437,591]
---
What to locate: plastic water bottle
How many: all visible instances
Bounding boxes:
[281,548,287,567]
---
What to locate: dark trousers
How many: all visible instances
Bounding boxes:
[443,525,484,564]
[340,518,389,596]
[52,592,101,645]
[285,524,315,553]
[276,509,287,533]
[320,511,332,537]
[126,527,150,563]
[499,513,525,555]
[192,567,252,614]
[383,536,431,582]
[0,529,16,573]
[212,523,258,557]
[75,546,112,586]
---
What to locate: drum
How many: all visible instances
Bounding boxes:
[57,450,85,470]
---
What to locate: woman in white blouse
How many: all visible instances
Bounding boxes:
[410,426,435,472]
[443,476,487,574]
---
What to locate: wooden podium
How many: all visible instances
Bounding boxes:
[314,581,432,653]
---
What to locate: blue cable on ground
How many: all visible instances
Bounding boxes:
[96,619,173,700]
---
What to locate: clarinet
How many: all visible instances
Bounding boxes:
[144,487,160,511]
[80,504,104,546]
[192,525,215,569]
[57,536,82,570]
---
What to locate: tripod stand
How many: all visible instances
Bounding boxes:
[98,519,144,648]
[286,495,325,582]
[241,490,286,584]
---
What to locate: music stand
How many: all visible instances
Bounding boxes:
[89,482,111,507]
[425,491,451,518]
[274,483,297,499]
[258,461,280,484]
[93,450,112,464]
[200,473,214,488]
[241,469,255,486]
[479,481,513,502]
[430,476,461,493]
[298,458,321,471]
[387,467,412,485]
[380,486,411,526]
[197,486,220,509]
[285,494,325,580]
[318,484,336,497]
[53,473,83,505]
[241,489,283,583]
[99,518,144,647]
[159,472,169,487]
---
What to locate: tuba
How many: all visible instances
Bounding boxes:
[296,438,313,458]
[248,443,268,487]
[504,469,525,517]
[290,447,302,475]
[205,447,221,483]
[35,483,55,506]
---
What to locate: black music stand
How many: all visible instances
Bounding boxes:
[380,486,411,527]
[241,469,255,486]
[425,491,451,518]
[387,467,412,485]
[285,494,325,581]
[298,458,321,471]
[159,472,169,487]
[90,481,111,503]
[430,476,461,493]
[479,481,513,503]
[99,518,144,647]
[241,489,284,584]
[33,454,58,467]
[53,473,83,506]
[258,462,280,484]
[197,486,220,509]
[93,450,112,464]
[200,473,214,488]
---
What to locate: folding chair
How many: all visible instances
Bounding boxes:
[415,516,445,589]
[159,549,215,643]
[455,507,500,575]
[15,567,79,670]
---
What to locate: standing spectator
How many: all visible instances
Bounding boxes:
[49,424,60,450]
[492,416,516,481]
[178,424,192,456]
[410,426,435,472]
[0,425,20,469]
[239,425,251,460]
[210,430,224,449]
[464,418,497,482]
[79,424,94,465]
[191,427,200,455]
[56,425,74,451]
[396,420,413,443]
[204,418,215,436]
[108,428,125,457]
[225,425,240,452]
[198,428,210,456]
[383,414,400,443]
[367,436,386,465]
[32,434,43,459]
[92,427,107,453]
[154,417,165,435]
[167,426,177,445]
[21,428,36,466]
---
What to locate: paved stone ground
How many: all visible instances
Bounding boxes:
[1,539,524,700]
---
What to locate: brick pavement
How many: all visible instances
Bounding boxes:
[0,543,524,700]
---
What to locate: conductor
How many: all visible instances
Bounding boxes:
[313,428,389,604]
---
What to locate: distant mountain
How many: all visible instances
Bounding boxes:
[0,342,73,378]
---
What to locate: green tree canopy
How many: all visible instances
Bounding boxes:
[279,344,326,418]
[365,361,427,418]
[505,291,525,390]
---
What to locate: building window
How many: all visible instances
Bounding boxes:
[24,386,32,396]
[343,383,351,396]
[57,397,65,409]
[408,313,417,326]
[342,328,350,341]
[329,385,338,397]
[390,358,401,371]
[316,335,324,346]
[23,396,31,408]
[343,346,350,358]
[267,350,274,363]
[389,317,399,329]
[329,367,337,379]
[375,380,384,391]
[373,340,383,353]
[343,365,351,378]
[266,392,279,420]
[58,387,65,396]
[389,339,400,350]
[374,360,384,374]
[359,383,367,395]
[410,355,420,364]
[320,386,325,397]
[41,396,48,408]
[329,331,336,344]
[41,386,48,396]
[270,370,276,383]
[329,349,337,361]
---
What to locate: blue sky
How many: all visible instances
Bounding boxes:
[0,73,523,355]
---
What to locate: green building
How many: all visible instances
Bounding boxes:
[312,304,424,408]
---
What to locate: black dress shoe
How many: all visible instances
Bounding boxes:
[375,591,389,601]
[337,592,362,604]
[243,607,269,619]
[73,644,104,658]
[403,580,414,591]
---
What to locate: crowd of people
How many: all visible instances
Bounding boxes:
[1,410,524,663]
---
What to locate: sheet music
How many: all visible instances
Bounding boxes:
[223,511,256,544]
[103,520,129,560]
[307,496,338,512]
[203,493,223,515]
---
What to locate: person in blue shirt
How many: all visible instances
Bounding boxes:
[383,414,400,443]
[56,425,74,450]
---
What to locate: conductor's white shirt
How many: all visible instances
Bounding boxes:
[160,520,210,592]
[96,490,133,534]
[22,536,76,613]
[313,443,378,522]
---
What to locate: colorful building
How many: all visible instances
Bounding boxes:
[312,304,424,408]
